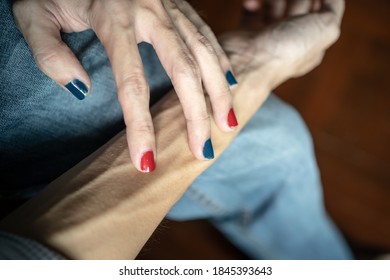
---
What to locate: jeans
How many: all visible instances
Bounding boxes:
[0,0,352,259]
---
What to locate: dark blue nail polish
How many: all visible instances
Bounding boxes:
[65,79,88,100]
[226,70,238,86]
[203,138,214,160]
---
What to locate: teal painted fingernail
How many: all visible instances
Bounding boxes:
[65,79,88,100]
[203,138,214,160]
[226,70,238,86]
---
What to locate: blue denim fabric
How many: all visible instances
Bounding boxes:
[167,94,351,259]
[0,231,65,259]
[0,0,352,259]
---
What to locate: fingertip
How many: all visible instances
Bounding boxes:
[226,70,238,87]
[191,136,214,161]
[32,41,92,100]
[129,143,157,173]
[227,108,239,129]
[125,120,156,173]
[140,150,156,173]
[64,79,90,100]
[129,146,157,173]
[186,118,214,161]
[202,138,214,160]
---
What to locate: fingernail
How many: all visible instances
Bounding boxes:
[203,138,214,160]
[227,108,238,128]
[140,151,156,172]
[65,79,88,100]
[226,70,238,86]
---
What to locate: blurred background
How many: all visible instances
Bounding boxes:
[138,0,390,259]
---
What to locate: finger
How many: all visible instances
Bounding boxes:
[92,16,156,172]
[243,0,261,12]
[322,0,345,24]
[165,0,237,133]
[140,6,212,161]
[265,0,287,20]
[173,0,238,88]
[287,0,312,16]
[13,2,90,100]
[312,0,322,12]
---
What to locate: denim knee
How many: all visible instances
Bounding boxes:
[249,94,317,169]
[229,93,320,184]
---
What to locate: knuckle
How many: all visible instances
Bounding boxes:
[34,44,64,70]
[156,20,176,39]
[118,74,149,99]
[101,1,134,28]
[190,32,215,56]
[316,13,341,43]
[140,3,171,32]
[140,6,160,23]
[182,100,209,122]
[163,0,177,10]
[114,13,132,29]
[172,53,200,80]
[185,111,210,123]
[12,0,36,19]
[130,120,154,135]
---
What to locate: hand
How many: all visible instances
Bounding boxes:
[12,0,237,172]
[225,0,344,86]
[243,0,326,19]
[1,0,345,260]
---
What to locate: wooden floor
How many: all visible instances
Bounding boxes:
[138,0,390,259]
[276,0,390,257]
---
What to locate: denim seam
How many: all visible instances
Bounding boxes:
[231,161,316,259]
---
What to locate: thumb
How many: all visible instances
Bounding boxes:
[13,2,91,100]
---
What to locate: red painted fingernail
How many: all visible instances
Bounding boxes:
[140,151,155,173]
[227,108,238,128]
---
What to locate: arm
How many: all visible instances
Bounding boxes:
[0,0,344,259]
[0,65,274,260]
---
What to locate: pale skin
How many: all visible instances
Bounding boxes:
[243,0,324,17]
[12,0,237,171]
[1,0,344,259]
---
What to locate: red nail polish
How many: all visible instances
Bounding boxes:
[227,108,238,128]
[140,151,155,172]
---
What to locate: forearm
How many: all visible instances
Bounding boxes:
[0,58,279,259]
